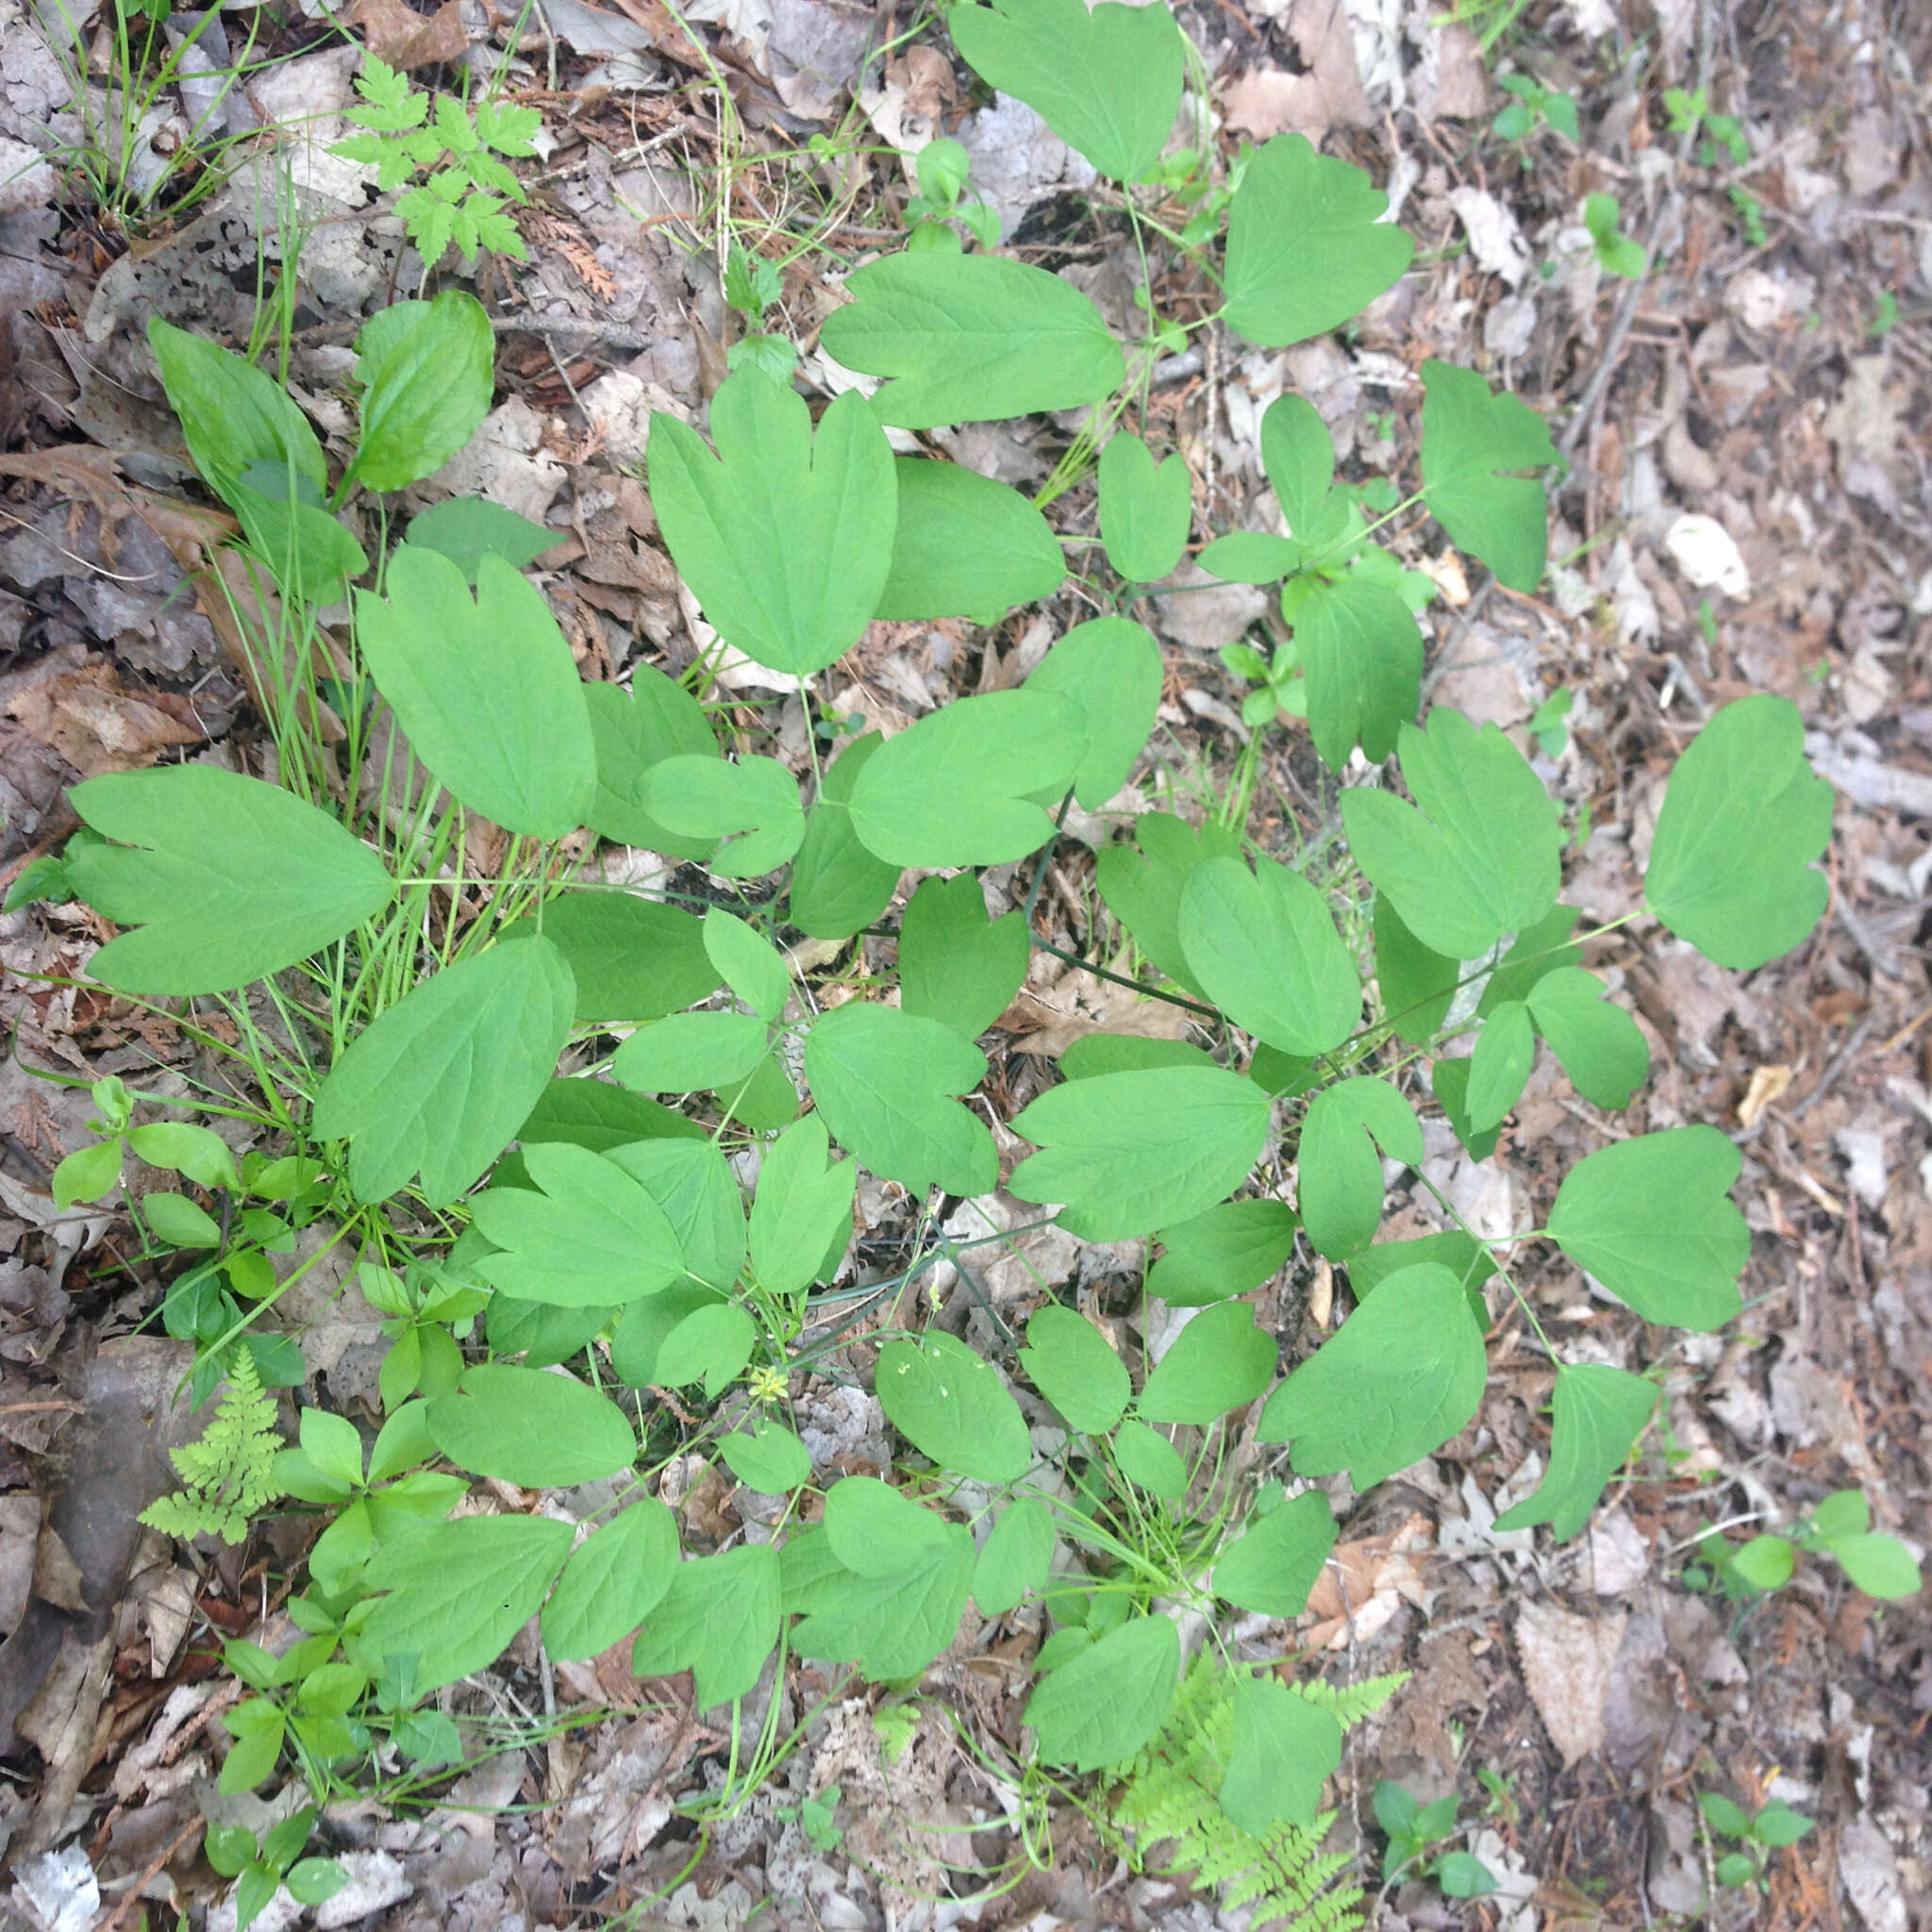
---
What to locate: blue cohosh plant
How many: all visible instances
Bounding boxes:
[23,0,1846,1919]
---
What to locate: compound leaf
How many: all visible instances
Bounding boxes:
[631,1544,781,1709]
[349,291,495,493]
[1545,1124,1747,1330]
[974,1497,1054,1616]
[1419,360,1557,591]
[1025,617,1163,808]
[1010,1066,1274,1240]
[610,1011,770,1095]
[1492,1365,1657,1541]
[900,874,1029,1041]
[1019,1306,1131,1435]
[1212,1489,1337,1617]
[949,0,1184,182]
[1136,1302,1276,1424]
[65,766,394,997]
[638,755,803,878]
[1465,998,1534,1133]
[1291,574,1424,772]
[1178,854,1361,1056]
[1147,1200,1298,1307]
[875,458,1068,621]
[1296,1076,1422,1260]
[789,733,903,940]
[358,544,595,837]
[749,1114,855,1298]
[539,1498,679,1660]
[1340,708,1562,959]
[361,1515,573,1695]
[1223,135,1415,347]
[312,940,575,1206]
[1643,694,1832,970]
[1024,1614,1179,1772]
[785,1521,975,1681]
[821,251,1124,427]
[1222,1676,1343,1835]
[470,1141,687,1306]
[1257,1263,1487,1487]
[426,1363,636,1487]
[876,1329,1031,1484]
[846,689,1083,868]
[1097,434,1191,582]
[646,373,894,675]
[805,1003,995,1197]
[1525,968,1648,1110]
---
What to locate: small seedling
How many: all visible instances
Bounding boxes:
[777,1784,844,1850]
[1689,1491,1923,1603]
[1222,639,1308,731]
[1528,687,1573,758]
[1869,291,1899,338]
[1698,1790,1813,1890]
[903,136,1001,252]
[1728,186,1768,248]
[1374,1780,1498,1897]
[203,1807,346,1932]
[1584,193,1647,279]
[723,248,798,382]
[1492,74,1580,147]
[1475,1764,1521,1829]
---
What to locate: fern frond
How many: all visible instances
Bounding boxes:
[140,1351,282,1546]
[1299,1670,1408,1728]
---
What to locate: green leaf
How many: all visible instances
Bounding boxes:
[1374,895,1458,1043]
[1698,1792,1753,1840]
[1824,1534,1921,1601]
[1177,854,1361,1056]
[426,1363,636,1486]
[615,1140,745,1291]
[1290,575,1424,772]
[286,1859,347,1908]
[1477,903,1582,1013]
[1197,531,1302,584]
[1525,968,1648,1110]
[631,1544,781,1709]
[1752,1802,1815,1848]
[1260,395,1350,546]
[1465,999,1534,1133]
[846,690,1082,868]
[749,1114,855,1297]
[1222,135,1415,347]
[875,1329,1031,1483]
[1024,1614,1179,1771]
[1726,1534,1794,1592]
[785,1521,975,1681]
[1019,1306,1131,1435]
[1062,1036,1216,1080]
[1136,1302,1276,1424]
[1093,812,1244,998]
[65,766,394,997]
[583,668,721,860]
[646,373,895,675]
[348,291,495,492]
[1348,1233,1495,1331]
[655,1301,756,1394]
[948,0,1183,181]
[1808,1491,1870,1541]
[821,253,1125,427]
[1374,1778,1420,1839]
[704,909,789,1022]
[1340,708,1562,959]
[518,1078,706,1155]
[899,874,1028,1041]
[470,1141,687,1306]
[974,1498,1054,1615]
[508,893,718,1024]
[1010,1066,1274,1241]
[824,1474,954,1575]
[1643,694,1832,970]
[611,1011,769,1094]
[1419,360,1557,591]
[357,545,595,837]
[312,940,575,1206]
[638,756,803,878]
[1212,1489,1337,1616]
[1296,1076,1422,1260]
[608,1282,724,1388]
[487,1294,610,1368]
[1433,1852,1499,1899]
[1112,1418,1187,1497]
[1221,1677,1343,1835]
[360,1515,574,1694]
[1493,1365,1657,1541]
[1147,1200,1297,1307]
[1431,1057,1500,1162]
[230,467,365,607]
[1257,1263,1487,1487]
[875,458,1068,621]
[1024,617,1162,808]
[720,1421,813,1493]
[1098,435,1191,582]
[405,495,557,583]
[1545,1125,1747,1330]
[789,734,903,940]
[1715,1853,1757,1890]
[804,1002,994,1196]
[146,317,325,502]
[143,1192,221,1248]
[52,1139,121,1211]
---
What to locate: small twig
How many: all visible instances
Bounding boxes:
[1790,1014,1875,1121]
[89,1817,204,1932]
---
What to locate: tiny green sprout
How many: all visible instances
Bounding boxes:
[1728,186,1769,248]
[205,1807,347,1932]
[1373,1779,1498,1896]
[724,248,785,320]
[874,1703,919,1765]
[1661,85,1707,138]
[776,1784,844,1850]
[1584,193,1647,280]
[1870,291,1899,338]
[1699,1790,1813,1890]
[1492,74,1579,147]
[903,136,1000,251]
[1528,687,1573,758]
[1476,1764,1521,1828]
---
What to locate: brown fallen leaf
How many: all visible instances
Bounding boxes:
[6,659,203,776]
[1223,0,1371,146]
[1515,1599,1625,1769]
[347,0,471,71]
[1302,1511,1433,1649]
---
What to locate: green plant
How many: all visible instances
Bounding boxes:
[1584,192,1646,279]
[776,1783,845,1850]
[1492,74,1579,147]
[1728,186,1768,248]
[1373,1779,1497,1897]
[1869,291,1899,338]
[330,55,540,269]
[1474,1764,1519,1828]
[1527,687,1573,758]
[1710,1491,1924,1602]
[30,0,1842,1907]
[203,1806,346,1932]
[722,246,799,383]
[140,1348,281,1545]
[1697,1790,1813,1890]
[902,135,1001,252]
